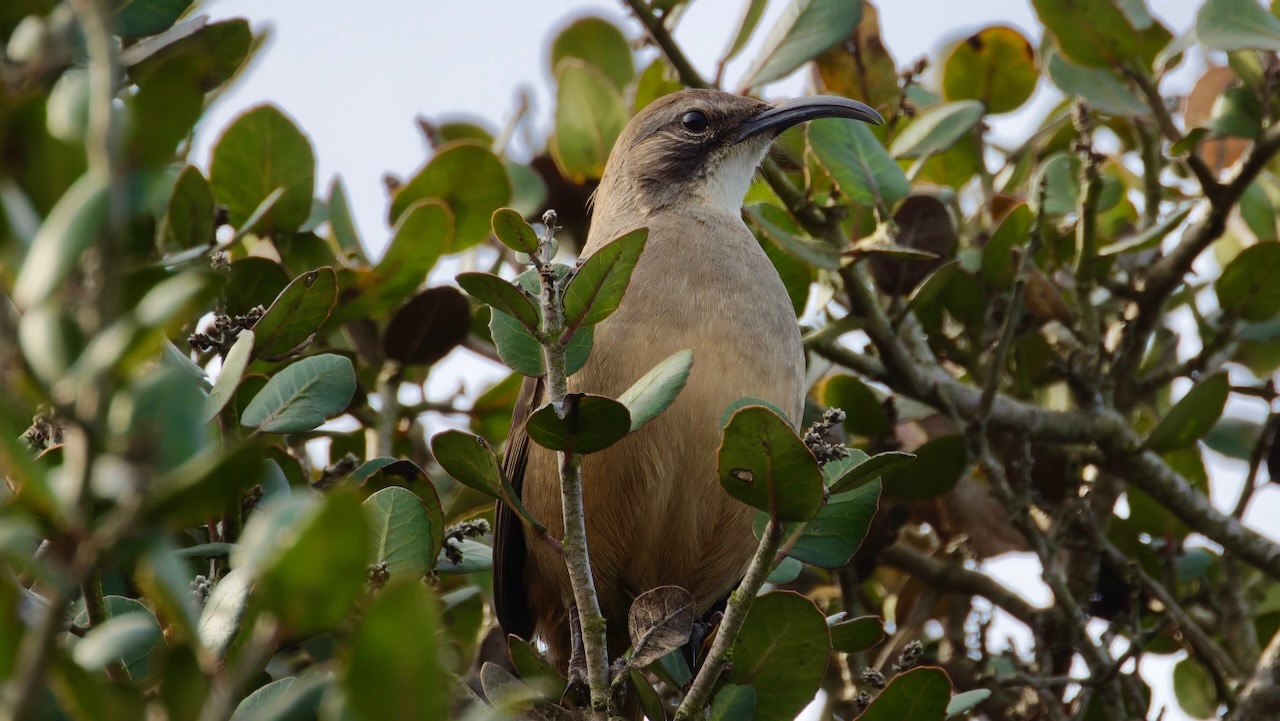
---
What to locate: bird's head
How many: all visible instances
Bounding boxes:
[596,88,883,216]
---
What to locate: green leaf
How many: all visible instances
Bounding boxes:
[1241,178,1280,242]
[1217,242,1280,321]
[72,613,161,678]
[344,580,446,721]
[719,405,823,522]
[1172,656,1218,719]
[204,330,254,422]
[122,366,212,473]
[767,555,804,584]
[711,684,757,721]
[14,173,106,309]
[326,176,363,256]
[634,57,684,113]
[1098,205,1193,256]
[457,272,539,330]
[251,267,337,360]
[491,207,540,255]
[382,287,471,367]
[617,348,694,431]
[431,430,546,533]
[230,676,327,721]
[525,394,631,454]
[1045,50,1147,117]
[631,670,667,721]
[821,375,891,437]
[550,16,634,89]
[234,491,371,635]
[808,119,909,207]
[436,538,494,574]
[946,689,992,718]
[210,104,316,233]
[981,204,1033,289]
[1032,0,1171,69]
[364,486,441,579]
[134,543,202,643]
[722,0,770,65]
[552,59,629,183]
[563,227,649,329]
[830,615,883,653]
[881,435,967,499]
[125,18,253,92]
[1031,152,1079,216]
[731,591,830,721]
[765,479,880,567]
[197,567,253,659]
[1197,0,1280,52]
[1144,373,1230,452]
[509,635,566,691]
[390,142,509,251]
[828,452,915,494]
[240,354,356,433]
[159,165,213,252]
[225,257,291,316]
[858,666,952,721]
[942,26,1037,114]
[374,199,452,305]
[112,0,194,38]
[70,597,160,678]
[890,101,985,159]
[490,293,594,378]
[745,203,841,269]
[740,0,862,88]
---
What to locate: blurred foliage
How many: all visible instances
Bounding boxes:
[4,0,1280,719]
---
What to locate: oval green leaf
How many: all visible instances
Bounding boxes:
[808,119,909,207]
[364,486,440,579]
[344,580,446,721]
[550,16,634,89]
[204,330,254,423]
[1197,0,1280,52]
[942,26,1037,114]
[457,272,539,330]
[731,591,830,721]
[739,0,862,88]
[766,479,881,568]
[858,666,952,721]
[1216,242,1280,321]
[209,104,315,232]
[563,227,649,330]
[525,394,631,455]
[830,615,884,653]
[889,101,986,159]
[1144,372,1230,452]
[159,164,214,252]
[240,353,357,433]
[719,404,823,522]
[252,267,338,360]
[551,59,629,183]
[390,142,509,251]
[881,435,967,500]
[828,451,916,494]
[491,207,541,255]
[617,348,694,432]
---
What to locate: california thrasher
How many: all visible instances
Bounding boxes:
[493,89,883,672]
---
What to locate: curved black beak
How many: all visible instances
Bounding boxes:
[729,95,884,144]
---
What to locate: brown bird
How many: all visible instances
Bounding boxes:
[493,89,882,673]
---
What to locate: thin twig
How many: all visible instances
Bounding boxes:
[673,519,783,720]
[535,213,610,719]
[623,0,711,89]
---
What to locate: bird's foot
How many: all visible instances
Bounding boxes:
[567,605,589,692]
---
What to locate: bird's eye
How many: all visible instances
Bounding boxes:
[680,110,709,133]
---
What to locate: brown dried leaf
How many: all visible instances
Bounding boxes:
[627,585,696,669]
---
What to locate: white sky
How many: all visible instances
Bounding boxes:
[188,2,1271,719]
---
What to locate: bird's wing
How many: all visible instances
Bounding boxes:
[492,374,544,641]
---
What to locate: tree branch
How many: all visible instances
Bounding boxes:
[1229,629,1280,721]
[622,0,711,89]
[879,545,1041,626]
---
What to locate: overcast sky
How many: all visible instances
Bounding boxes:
[189,3,1261,718]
